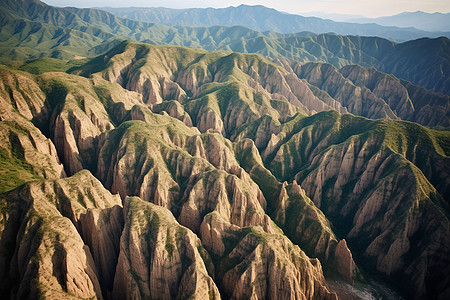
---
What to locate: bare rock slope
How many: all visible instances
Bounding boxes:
[0,41,449,300]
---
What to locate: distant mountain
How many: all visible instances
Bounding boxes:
[99,5,450,42]
[1,0,449,95]
[299,12,365,22]
[349,11,450,33]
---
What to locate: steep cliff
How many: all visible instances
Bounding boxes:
[0,169,225,299]
[263,111,450,298]
[0,170,123,299]
[201,213,337,299]
[340,64,450,127]
[77,41,449,139]
[234,138,360,283]
[293,62,399,120]
[95,108,269,232]
[94,100,341,299]
[0,68,66,192]
[38,73,115,176]
[292,62,450,128]
[79,42,351,138]
[0,40,449,299]
[113,196,219,300]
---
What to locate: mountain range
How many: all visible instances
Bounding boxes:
[348,11,450,33]
[99,5,450,42]
[0,0,449,300]
[1,0,450,95]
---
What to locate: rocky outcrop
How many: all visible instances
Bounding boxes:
[0,169,219,299]
[113,196,219,300]
[1,41,449,300]
[89,74,144,124]
[276,181,337,262]
[50,171,124,297]
[333,240,358,284]
[232,115,282,150]
[1,70,125,179]
[88,43,355,138]
[98,42,200,105]
[91,42,449,134]
[40,73,115,176]
[0,68,48,122]
[263,110,450,299]
[340,65,414,117]
[234,139,360,283]
[96,116,205,212]
[0,119,65,186]
[153,100,193,127]
[293,62,399,120]
[340,64,450,127]
[200,213,337,299]
[94,109,340,298]
[96,112,269,233]
[178,169,267,233]
[0,70,66,192]
[0,170,123,299]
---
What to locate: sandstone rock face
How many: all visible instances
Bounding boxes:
[0,170,122,299]
[178,169,267,233]
[1,169,221,300]
[93,100,339,299]
[292,62,450,127]
[200,213,337,300]
[232,115,283,150]
[0,72,66,189]
[53,171,124,296]
[96,109,266,225]
[263,111,450,298]
[398,79,450,128]
[0,120,66,183]
[334,240,358,284]
[0,68,48,122]
[153,100,194,127]
[91,42,355,139]
[113,197,219,300]
[293,62,399,120]
[234,138,359,283]
[39,73,115,176]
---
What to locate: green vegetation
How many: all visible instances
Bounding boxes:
[39,78,68,109]
[165,243,174,258]
[11,57,88,75]
[101,5,447,42]
[0,146,40,194]
[0,122,43,194]
[1,0,449,95]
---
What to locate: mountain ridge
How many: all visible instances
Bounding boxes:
[348,11,450,32]
[0,38,448,299]
[98,4,450,42]
[2,0,450,95]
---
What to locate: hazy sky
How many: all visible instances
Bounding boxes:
[42,0,450,18]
